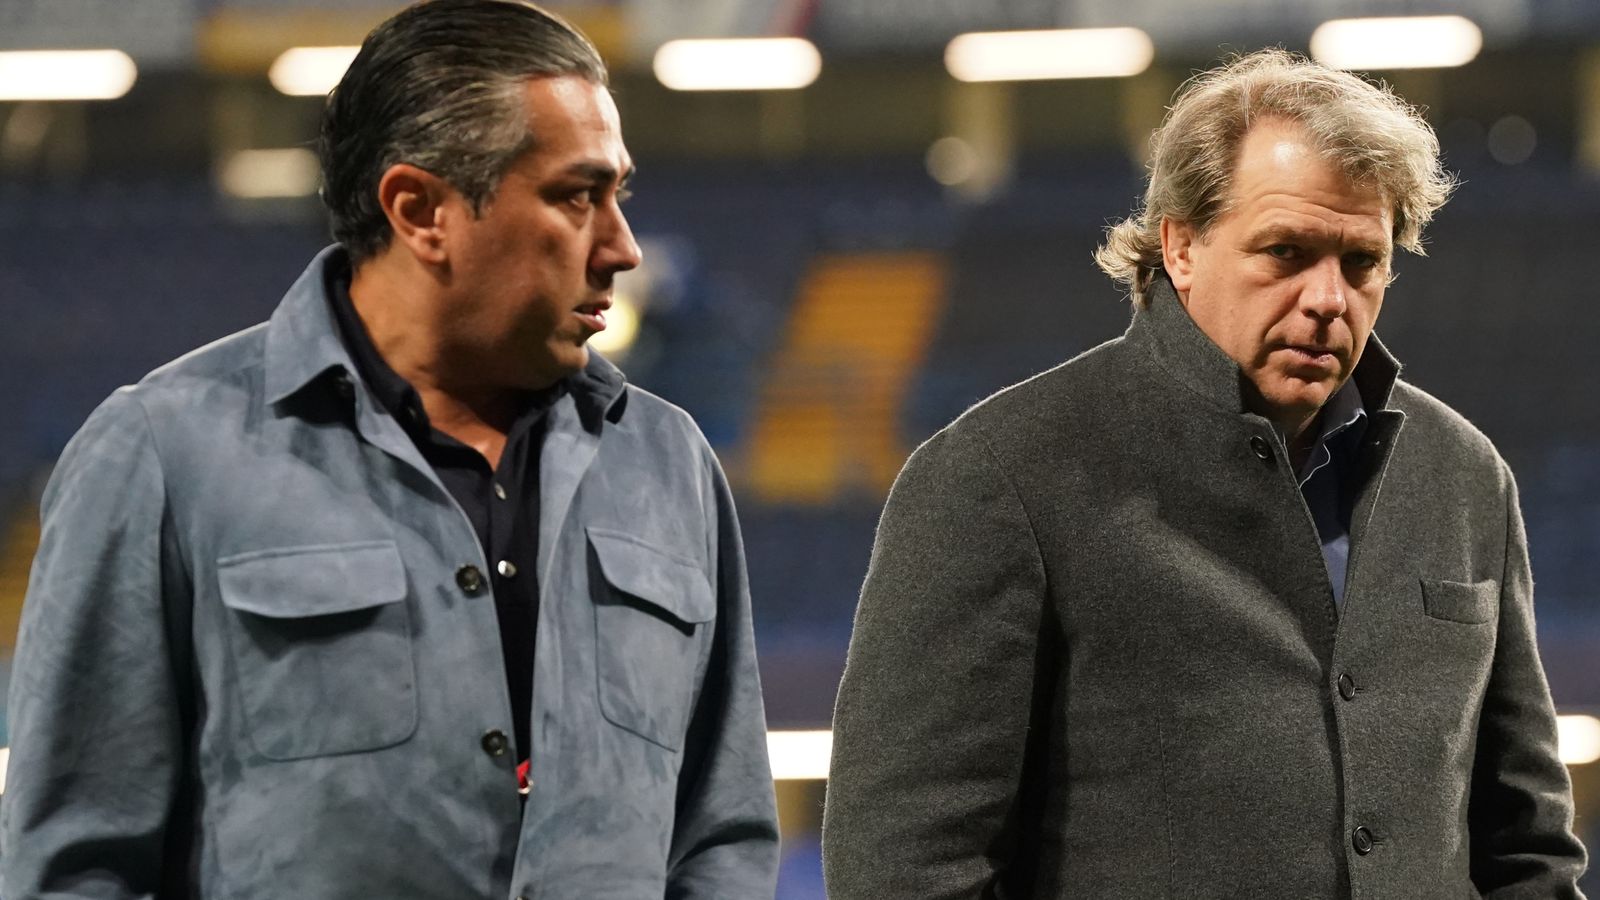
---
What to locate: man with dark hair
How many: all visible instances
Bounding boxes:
[0,2,779,897]
[824,49,1586,898]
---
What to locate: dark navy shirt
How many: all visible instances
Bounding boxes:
[326,259,559,765]
[1295,380,1367,607]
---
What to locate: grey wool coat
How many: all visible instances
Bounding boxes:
[823,278,1587,899]
[1,247,779,899]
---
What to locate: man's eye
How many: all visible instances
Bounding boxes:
[1344,253,1379,270]
[616,187,634,204]
[567,190,595,210]
[1266,244,1297,260]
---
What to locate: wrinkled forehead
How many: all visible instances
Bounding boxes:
[1220,117,1397,230]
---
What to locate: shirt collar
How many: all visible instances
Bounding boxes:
[263,245,630,429]
[1317,378,1367,441]
[1296,378,1367,486]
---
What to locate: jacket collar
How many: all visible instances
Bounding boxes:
[263,245,629,428]
[1129,274,1401,415]
[571,344,628,429]
[264,245,352,406]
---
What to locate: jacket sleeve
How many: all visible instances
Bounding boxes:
[664,444,779,899]
[1,389,192,899]
[823,422,1051,899]
[1469,466,1589,897]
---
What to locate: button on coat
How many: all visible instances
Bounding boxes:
[1337,672,1357,701]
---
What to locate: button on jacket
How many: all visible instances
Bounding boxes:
[1,247,780,899]
[823,277,1587,899]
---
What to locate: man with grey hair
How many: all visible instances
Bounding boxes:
[1,1,779,897]
[824,48,1587,898]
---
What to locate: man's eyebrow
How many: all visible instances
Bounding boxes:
[1250,223,1390,258]
[561,162,635,185]
[1249,224,1321,245]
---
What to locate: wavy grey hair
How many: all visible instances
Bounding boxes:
[1094,48,1456,305]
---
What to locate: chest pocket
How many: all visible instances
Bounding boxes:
[1421,577,1499,625]
[588,527,716,751]
[217,540,418,761]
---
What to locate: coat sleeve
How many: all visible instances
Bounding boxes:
[664,443,779,898]
[1469,465,1589,898]
[823,422,1051,899]
[1,389,192,899]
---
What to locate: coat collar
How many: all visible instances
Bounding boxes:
[1128,274,1402,415]
[263,245,628,429]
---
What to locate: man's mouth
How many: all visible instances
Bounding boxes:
[574,300,610,332]
[1282,344,1340,368]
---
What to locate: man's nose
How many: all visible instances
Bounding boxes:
[1302,256,1348,319]
[593,204,642,277]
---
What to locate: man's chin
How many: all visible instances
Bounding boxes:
[1253,380,1335,425]
[515,345,588,391]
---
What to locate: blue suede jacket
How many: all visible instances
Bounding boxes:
[1,247,779,899]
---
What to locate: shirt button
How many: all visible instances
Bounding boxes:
[481,729,510,757]
[1352,825,1374,855]
[456,565,485,595]
[1249,435,1273,461]
[1337,672,1357,701]
[493,482,508,501]
[332,371,354,399]
[497,560,518,578]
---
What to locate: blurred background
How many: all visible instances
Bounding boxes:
[2,0,1599,895]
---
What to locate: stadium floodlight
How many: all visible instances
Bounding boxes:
[1310,16,1482,71]
[767,729,832,780]
[653,38,821,91]
[269,46,361,96]
[219,148,321,199]
[1558,715,1600,766]
[945,28,1154,83]
[0,50,137,101]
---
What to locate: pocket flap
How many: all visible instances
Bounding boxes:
[587,527,714,625]
[1421,577,1498,625]
[218,540,407,618]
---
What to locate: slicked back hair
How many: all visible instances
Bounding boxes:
[318,0,607,266]
[1094,48,1455,305]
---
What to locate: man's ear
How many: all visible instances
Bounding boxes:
[375,163,454,266]
[1160,216,1198,294]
